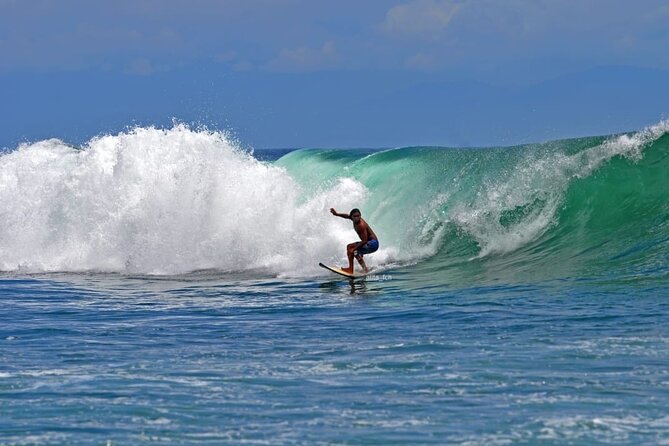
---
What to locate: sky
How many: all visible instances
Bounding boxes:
[1,0,668,148]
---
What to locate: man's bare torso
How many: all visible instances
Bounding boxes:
[354,219,377,242]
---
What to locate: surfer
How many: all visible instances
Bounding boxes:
[330,208,379,274]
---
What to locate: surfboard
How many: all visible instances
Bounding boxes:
[318,262,367,279]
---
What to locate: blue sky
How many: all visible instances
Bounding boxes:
[1,0,668,148]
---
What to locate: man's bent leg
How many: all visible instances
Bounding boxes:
[342,244,356,274]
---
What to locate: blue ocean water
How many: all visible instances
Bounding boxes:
[1,124,669,444]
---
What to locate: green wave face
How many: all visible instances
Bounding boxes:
[276,122,669,284]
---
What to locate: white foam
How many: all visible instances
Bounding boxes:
[0,125,372,275]
[450,120,669,257]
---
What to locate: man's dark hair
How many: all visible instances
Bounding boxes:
[349,208,361,217]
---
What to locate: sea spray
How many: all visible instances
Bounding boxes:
[0,126,368,274]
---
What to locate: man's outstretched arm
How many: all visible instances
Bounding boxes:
[330,208,350,219]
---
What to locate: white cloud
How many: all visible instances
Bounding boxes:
[383,0,461,39]
[214,50,237,63]
[265,41,340,72]
[405,52,439,70]
[124,58,154,75]
[233,60,254,71]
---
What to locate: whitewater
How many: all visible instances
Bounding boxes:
[2,121,669,445]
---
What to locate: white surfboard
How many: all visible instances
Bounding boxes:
[318,262,367,279]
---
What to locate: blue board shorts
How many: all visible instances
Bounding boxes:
[354,239,379,257]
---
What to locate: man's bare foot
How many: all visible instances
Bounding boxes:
[341,267,353,274]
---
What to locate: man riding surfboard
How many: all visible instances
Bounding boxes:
[330,208,379,274]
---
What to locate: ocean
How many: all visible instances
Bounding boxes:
[1,122,668,444]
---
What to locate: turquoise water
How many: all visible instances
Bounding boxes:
[1,122,669,444]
